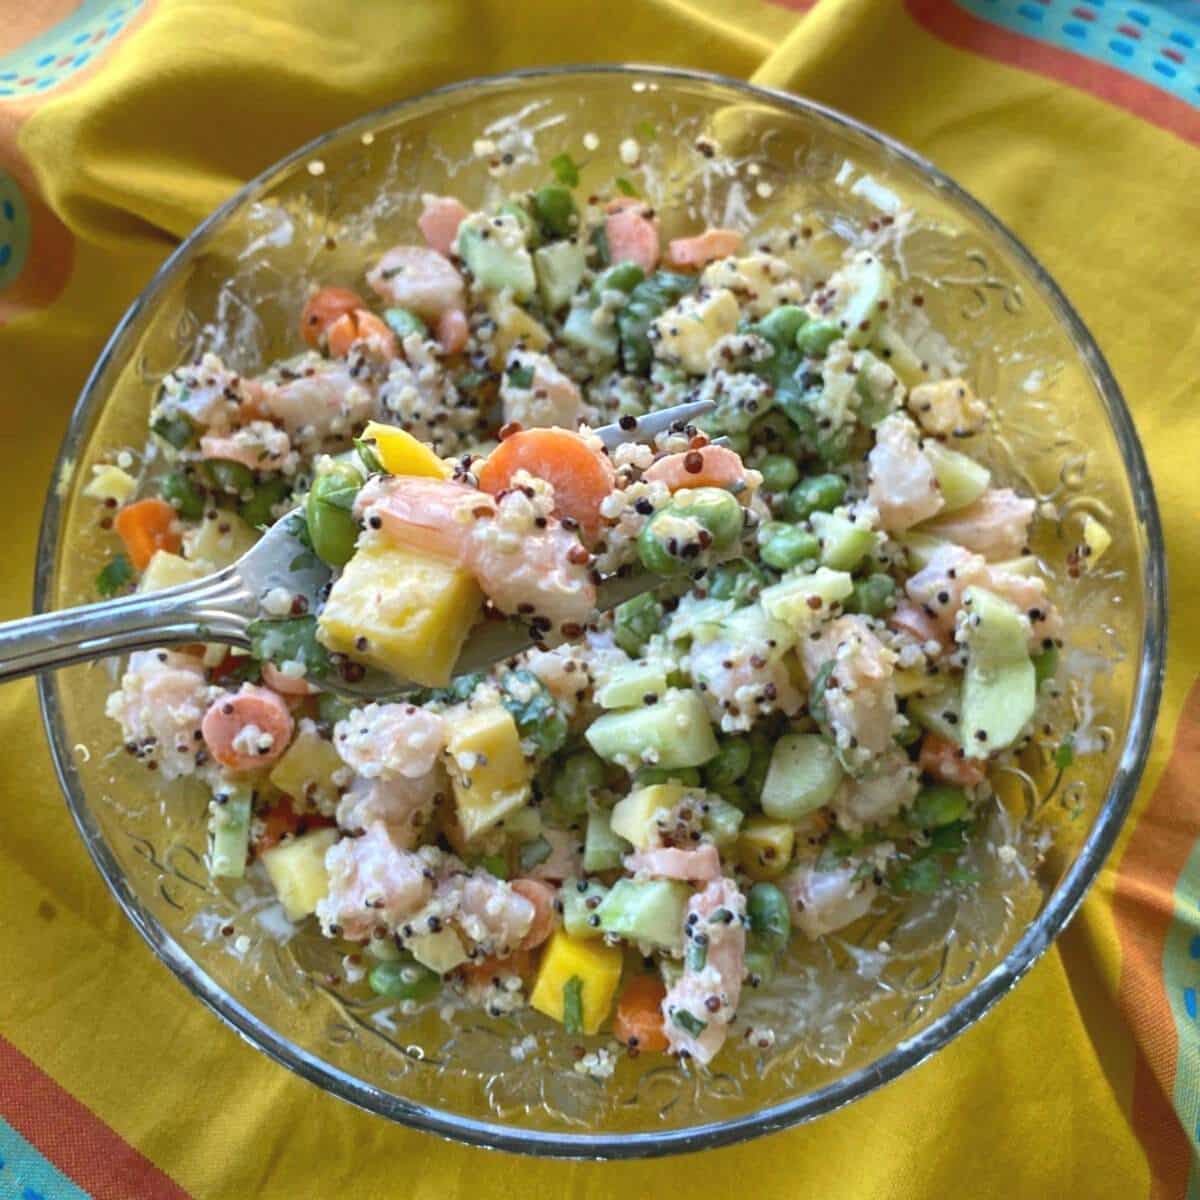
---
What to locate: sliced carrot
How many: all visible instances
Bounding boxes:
[642,444,747,492]
[605,204,660,273]
[114,498,180,570]
[459,948,534,989]
[665,228,745,270]
[476,428,615,542]
[419,195,470,258]
[254,797,335,856]
[201,684,294,771]
[326,308,398,360]
[613,974,669,1053]
[261,660,319,697]
[300,286,365,349]
[510,878,557,950]
[436,307,469,355]
[919,732,986,788]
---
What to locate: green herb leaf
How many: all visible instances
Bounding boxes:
[500,670,568,759]
[562,975,585,1035]
[892,856,943,894]
[479,853,509,880]
[614,176,638,197]
[151,411,196,450]
[95,553,135,597]
[506,365,534,389]
[808,659,837,725]
[355,437,385,476]
[670,1008,707,1037]
[248,615,332,679]
[685,938,708,972]
[549,153,581,188]
[1054,740,1075,770]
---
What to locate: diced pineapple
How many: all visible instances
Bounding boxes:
[261,827,338,921]
[184,511,259,570]
[609,783,684,851]
[407,928,469,973]
[651,287,740,374]
[444,704,532,842]
[529,930,623,1035]
[1082,516,1112,566]
[138,550,208,593]
[488,292,551,364]
[737,816,795,881]
[360,420,450,479]
[268,719,343,815]
[317,539,482,688]
[700,254,803,317]
[83,464,137,504]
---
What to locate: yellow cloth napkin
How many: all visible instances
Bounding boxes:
[1,1,1197,1195]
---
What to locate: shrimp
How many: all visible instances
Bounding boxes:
[354,475,485,560]
[418,195,470,259]
[918,488,1036,562]
[336,769,444,846]
[524,829,582,884]
[499,353,584,431]
[199,420,291,472]
[333,702,446,781]
[261,661,318,697]
[509,878,557,949]
[687,637,803,733]
[834,749,919,832]
[435,307,470,355]
[783,856,879,939]
[662,878,746,1064]
[906,377,987,439]
[642,444,748,492]
[604,201,661,273]
[624,842,721,883]
[261,357,375,443]
[201,683,294,772]
[366,245,465,320]
[665,228,745,270]
[919,732,987,788]
[457,874,536,958]
[867,412,943,532]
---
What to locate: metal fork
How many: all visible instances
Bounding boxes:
[0,398,717,700]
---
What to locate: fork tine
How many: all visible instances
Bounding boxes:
[593,397,716,452]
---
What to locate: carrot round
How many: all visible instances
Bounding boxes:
[919,731,986,788]
[326,308,398,359]
[642,444,747,492]
[300,286,366,349]
[511,878,557,950]
[476,428,615,542]
[114,497,180,570]
[201,684,294,771]
[613,974,669,1053]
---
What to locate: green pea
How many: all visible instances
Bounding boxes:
[743,729,772,805]
[744,940,779,986]
[159,470,206,520]
[592,261,644,300]
[368,959,441,1002]
[634,766,701,788]
[746,882,791,953]
[384,307,428,340]
[498,200,540,248]
[1033,644,1059,687]
[907,786,969,829]
[756,305,809,349]
[759,454,800,494]
[706,558,766,604]
[844,573,896,617]
[724,432,751,457]
[675,487,744,550]
[531,185,577,239]
[612,591,662,657]
[705,736,751,791]
[306,461,363,567]
[203,458,254,497]
[795,319,841,356]
[241,477,292,529]
[552,750,607,817]
[637,516,685,576]
[787,473,846,521]
[758,522,820,570]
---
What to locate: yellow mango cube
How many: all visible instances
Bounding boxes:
[360,421,450,479]
[530,930,624,1035]
[261,827,338,921]
[183,510,259,570]
[268,720,344,814]
[407,928,469,974]
[488,292,551,364]
[317,539,482,687]
[609,783,685,851]
[138,550,207,594]
[444,705,531,842]
[737,816,796,881]
[83,464,137,504]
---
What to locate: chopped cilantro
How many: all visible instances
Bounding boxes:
[549,152,581,188]
[562,975,584,1035]
[1054,740,1075,770]
[248,615,332,679]
[614,176,638,197]
[95,554,134,597]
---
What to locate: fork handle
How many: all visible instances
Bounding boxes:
[0,569,253,684]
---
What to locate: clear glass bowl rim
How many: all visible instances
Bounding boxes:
[33,63,1168,1159]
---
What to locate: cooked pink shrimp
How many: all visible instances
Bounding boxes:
[355,475,486,561]
[624,842,721,883]
[201,683,294,771]
[262,359,375,441]
[642,444,747,492]
[436,307,470,355]
[336,771,442,846]
[457,874,536,958]
[315,823,434,940]
[605,201,660,273]
[833,749,919,832]
[919,488,1035,561]
[665,228,745,270]
[366,245,465,320]
[687,637,803,732]
[418,195,470,259]
[333,702,446,781]
[261,661,318,696]
[867,412,943,532]
[662,878,746,1064]
[199,420,291,471]
[783,857,878,939]
[889,599,951,650]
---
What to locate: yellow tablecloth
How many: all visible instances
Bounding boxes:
[1,1,1197,1196]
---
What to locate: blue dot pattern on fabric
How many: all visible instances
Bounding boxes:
[1186,986,1197,1020]
[1189,933,1200,959]
[0,169,31,293]
[952,0,1200,110]
[0,0,144,100]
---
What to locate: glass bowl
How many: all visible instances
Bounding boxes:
[35,65,1166,1157]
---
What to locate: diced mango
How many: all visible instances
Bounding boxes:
[268,721,343,814]
[609,783,684,851]
[444,704,532,842]
[183,511,259,569]
[407,928,469,973]
[652,288,739,374]
[317,539,482,688]
[138,550,207,593]
[1082,516,1112,566]
[737,816,795,881]
[261,827,338,921]
[487,292,551,364]
[83,464,137,504]
[360,420,450,479]
[530,930,624,1035]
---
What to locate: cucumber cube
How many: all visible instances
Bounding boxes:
[455,213,536,299]
[583,808,630,871]
[704,797,745,849]
[562,878,610,939]
[759,567,853,630]
[961,586,1036,758]
[898,531,949,571]
[825,251,893,349]
[811,511,875,572]
[761,734,844,822]
[534,240,587,312]
[595,660,670,709]
[907,685,963,745]
[595,878,691,952]
[561,302,618,360]
[585,689,719,771]
[924,441,990,512]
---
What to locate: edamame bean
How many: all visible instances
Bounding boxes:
[706,558,766,604]
[368,959,441,1002]
[758,521,820,570]
[795,319,841,356]
[844,572,896,617]
[787,473,846,521]
[203,458,254,497]
[746,882,791,953]
[704,736,751,791]
[159,470,206,520]
[241,477,292,529]
[676,487,743,548]
[724,432,751,457]
[744,940,779,986]
[531,185,577,239]
[612,591,662,657]
[755,305,809,349]
[751,411,805,458]
[592,261,644,300]
[306,461,363,567]
[907,786,969,829]
[759,453,800,494]
[638,489,744,574]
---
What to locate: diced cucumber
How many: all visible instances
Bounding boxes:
[824,251,893,349]
[761,734,844,822]
[704,797,745,849]
[595,661,670,709]
[455,213,536,299]
[534,239,587,312]
[873,324,927,388]
[961,586,1036,759]
[561,302,618,360]
[562,878,610,939]
[719,604,797,659]
[583,808,630,871]
[907,685,963,745]
[209,783,252,879]
[585,689,719,770]
[898,531,949,571]
[759,567,853,630]
[992,555,1040,578]
[499,805,543,842]
[595,878,691,952]
[610,783,684,851]
[811,511,876,572]
[924,441,990,512]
